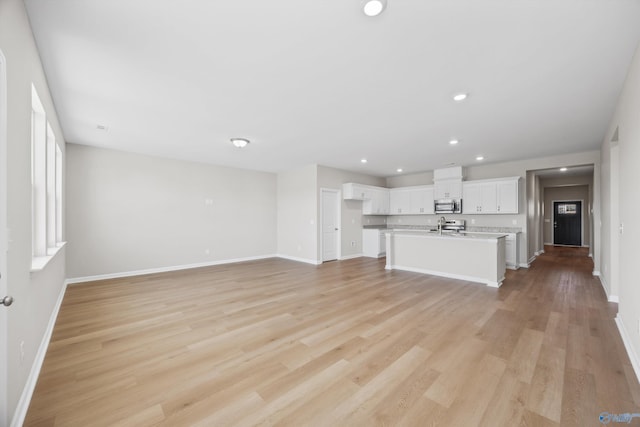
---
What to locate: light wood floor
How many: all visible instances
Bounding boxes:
[25,247,640,426]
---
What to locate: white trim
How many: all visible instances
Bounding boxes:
[339,253,363,260]
[30,241,66,272]
[386,264,503,288]
[595,273,618,302]
[320,188,341,263]
[518,262,530,269]
[66,254,278,284]
[0,47,8,427]
[615,315,640,385]
[276,254,322,266]
[10,282,67,427]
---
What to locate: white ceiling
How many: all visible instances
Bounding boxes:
[24,0,640,177]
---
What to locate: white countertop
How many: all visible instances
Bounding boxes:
[387,230,507,241]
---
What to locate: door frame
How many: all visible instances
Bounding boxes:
[552,199,584,246]
[320,188,341,262]
[0,48,8,426]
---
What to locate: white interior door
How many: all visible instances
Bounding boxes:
[321,189,340,262]
[0,49,9,426]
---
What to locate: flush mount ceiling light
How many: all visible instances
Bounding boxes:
[476,156,484,161]
[363,0,386,17]
[453,93,468,102]
[96,124,108,132]
[449,139,459,145]
[396,168,403,173]
[560,167,568,172]
[361,158,368,163]
[231,138,250,148]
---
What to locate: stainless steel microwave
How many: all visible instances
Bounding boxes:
[434,198,462,214]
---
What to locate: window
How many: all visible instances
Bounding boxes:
[558,203,577,215]
[31,84,63,269]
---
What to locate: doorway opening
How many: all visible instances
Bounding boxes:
[553,200,583,246]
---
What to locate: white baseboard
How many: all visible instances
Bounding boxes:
[66,254,278,284]
[10,281,67,427]
[276,254,321,265]
[339,253,363,260]
[592,270,601,277]
[595,274,618,302]
[615,315,640,385]
[518,262,530,269]
[387,264,502,288]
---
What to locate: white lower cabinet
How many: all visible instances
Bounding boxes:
[505,233,520,269]
[363,229,386,258]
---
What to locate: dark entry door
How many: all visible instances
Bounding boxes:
[553,201,582,246]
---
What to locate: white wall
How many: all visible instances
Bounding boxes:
[66,144,277,278]
[602,43,640,374]
[276,164,318,263]
[0,0,67,423]
[317,166,385,260]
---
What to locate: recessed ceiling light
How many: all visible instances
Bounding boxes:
[363,0,386,16]
[449,139,459,145]
[361,158,368,164]
[560,167,568,172]
[453,93,468,102]
[396,168,403,173]
[476,156,484,161]
[231,138,250,148]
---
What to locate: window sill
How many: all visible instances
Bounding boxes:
[31,241,67,273]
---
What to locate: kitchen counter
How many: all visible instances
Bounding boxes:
[385,230,506,287]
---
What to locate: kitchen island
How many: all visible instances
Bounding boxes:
[385,230,507,287]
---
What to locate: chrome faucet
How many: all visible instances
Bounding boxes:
[437,216,446,235]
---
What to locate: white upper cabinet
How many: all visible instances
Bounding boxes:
[343,183,371,200]
[344,183,390,215]
[434,179,462,200]
[409,186,434,214]
[462,177,519,214]
[363,188,390,215]
[496,180,518,213]
[390,188,411,214]
[390,186,434,215]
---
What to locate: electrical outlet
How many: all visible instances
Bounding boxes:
[20,340,25,364]
[471,219,476,224]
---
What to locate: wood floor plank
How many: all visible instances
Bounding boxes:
[23,247,640,426]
